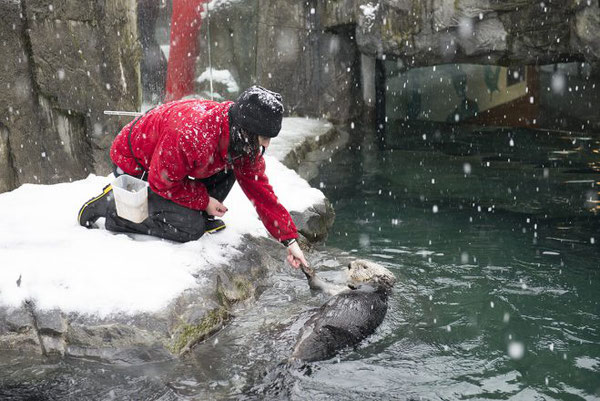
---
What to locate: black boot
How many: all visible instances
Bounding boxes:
[205,216,226,234]
[77,184,114,228]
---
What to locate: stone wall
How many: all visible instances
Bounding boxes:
[195,0,363,123]
[196,0,599,125]
[0,0,141,193]
[352,0,600,67]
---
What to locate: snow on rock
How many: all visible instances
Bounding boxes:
[201,0,243,17]
[0,118,329,316]
[196,68,240,93]
[269,117,334,161]
[359,3,379,32]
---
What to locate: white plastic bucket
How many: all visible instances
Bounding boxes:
[112,175,149,223]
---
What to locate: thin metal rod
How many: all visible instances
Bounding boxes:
[206,0,214,100]
[103,110,143,117]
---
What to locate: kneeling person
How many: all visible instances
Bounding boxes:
[78,86,308,269]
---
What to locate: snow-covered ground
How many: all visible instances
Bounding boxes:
[0,118,330,317]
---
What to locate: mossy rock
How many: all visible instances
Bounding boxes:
[216,274,254,307]
[169,307,230,356]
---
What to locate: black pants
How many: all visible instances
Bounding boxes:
[106,168,235,242]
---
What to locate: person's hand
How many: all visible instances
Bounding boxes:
[206,197,228,217]
[286,241,309,269]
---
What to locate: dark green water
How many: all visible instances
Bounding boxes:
[1,123,598,400]
[309,122,600,400]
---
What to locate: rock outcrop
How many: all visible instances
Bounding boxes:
[0,235,283,363]
[0,119,340,364]
[195,0,363,123]
[196,0,600,125]
[0,0,141,193]
[350,0,600,67]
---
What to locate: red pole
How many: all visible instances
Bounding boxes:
[164,0,206,102]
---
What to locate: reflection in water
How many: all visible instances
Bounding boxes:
[1,124,599,400]
[384,62,600,133]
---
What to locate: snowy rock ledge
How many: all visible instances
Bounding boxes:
[0,117,339,362]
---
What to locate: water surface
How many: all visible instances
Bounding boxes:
[1,123,599,400]
[306,122,599,400]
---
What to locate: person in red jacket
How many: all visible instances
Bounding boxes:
[78,86,309,269]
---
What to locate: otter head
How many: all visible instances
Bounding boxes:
[346,259,396,289]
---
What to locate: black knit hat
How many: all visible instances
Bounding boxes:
[228,86,284,138]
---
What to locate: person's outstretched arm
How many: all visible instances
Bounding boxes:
[234,156,309,269]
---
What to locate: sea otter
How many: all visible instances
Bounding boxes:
[245,260,396,397]
[291,259,396,362]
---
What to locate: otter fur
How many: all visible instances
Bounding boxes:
[291,260,396,362]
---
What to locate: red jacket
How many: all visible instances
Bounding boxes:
[110,99,297,242]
